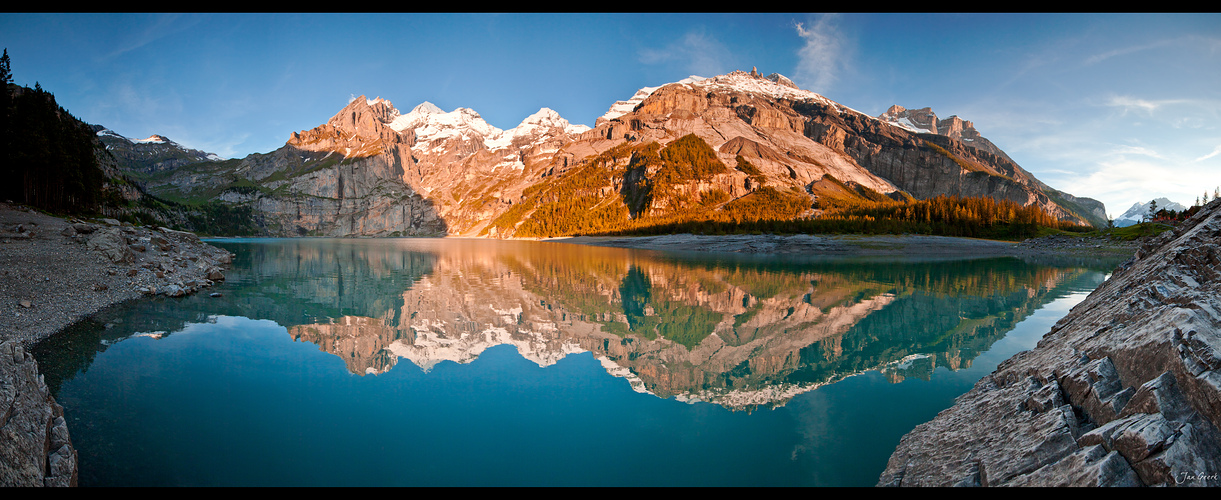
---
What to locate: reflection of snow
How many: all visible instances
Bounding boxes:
[387,324,584,373]
[596,356,652,395]
[892,353,932,370]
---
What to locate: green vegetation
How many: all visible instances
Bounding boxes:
[926,142,984,174]
[655,133,728,185]
[185,202,260,237]
[734,155,765,184]
[1096,222,1173,241]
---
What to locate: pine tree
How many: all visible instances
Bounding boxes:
[0,49,12,202]
[0,49,11,85]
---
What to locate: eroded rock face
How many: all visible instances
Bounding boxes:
[878,199,1221,487]
[0,341,77,487]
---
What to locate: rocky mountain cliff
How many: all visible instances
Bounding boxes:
[116,70,1108,237]
[878,105,1107,228]
[878,105,1014,164]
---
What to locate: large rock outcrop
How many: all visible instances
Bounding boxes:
[0,341,77,487]
[878,199,1221,487]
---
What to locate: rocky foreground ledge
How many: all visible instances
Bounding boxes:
[878,200,1221,487]
[0,202,233,487]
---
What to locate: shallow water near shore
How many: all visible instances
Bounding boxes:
[34,238,1122,486]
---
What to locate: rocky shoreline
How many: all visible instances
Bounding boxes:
[877,200,1221,487]
[0,202,234,487]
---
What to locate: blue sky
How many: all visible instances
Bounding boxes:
[2,13,1218,218]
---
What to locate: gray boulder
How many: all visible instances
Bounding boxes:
[86,227,134,264]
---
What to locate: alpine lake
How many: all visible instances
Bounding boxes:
[32,237,1126,486]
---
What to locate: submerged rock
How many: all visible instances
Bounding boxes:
[879,199,1221,487]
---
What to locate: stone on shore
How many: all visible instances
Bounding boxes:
[86,227,134,264]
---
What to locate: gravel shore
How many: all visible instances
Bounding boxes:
[0,202,234,347]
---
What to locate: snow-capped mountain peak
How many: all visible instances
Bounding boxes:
[516,107,590,135]
[521,107,565,126]
[136,134,171,144]
[95,128,178,146]
[1119,198,1187,220]
[386,101,502,145]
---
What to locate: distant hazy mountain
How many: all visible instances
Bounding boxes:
[1114,198,1188,227]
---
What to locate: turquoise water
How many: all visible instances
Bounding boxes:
[35,238,1118,486]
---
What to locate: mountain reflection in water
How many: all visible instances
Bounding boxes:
[48,238,1109,410]
[34,238,1122,486]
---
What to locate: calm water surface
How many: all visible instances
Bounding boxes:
[35,238,1123,486]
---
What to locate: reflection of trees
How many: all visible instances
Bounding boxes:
[221,239,437,327]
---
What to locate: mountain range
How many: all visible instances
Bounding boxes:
[100,68,1109,236]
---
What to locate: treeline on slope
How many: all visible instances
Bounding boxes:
[488,132,1086,240]
[0,50,106,214]
[605,191,1087,240]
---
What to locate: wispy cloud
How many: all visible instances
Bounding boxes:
[638,29,732,77]
[103,14,205,60]
[1105,95,1189,116]
[1082,35,1221,66]
[1195,144,1221,162]
[1110,144,1163,159]
[1084,38,1176,66]
[793,15,846,94]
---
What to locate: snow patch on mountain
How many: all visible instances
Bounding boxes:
[599,75,707,123]
[882,116,936,134]
[96,128,129,141]
[135,135,169,144]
